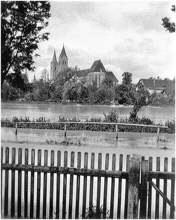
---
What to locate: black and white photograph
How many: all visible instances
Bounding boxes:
[1,0,175,219]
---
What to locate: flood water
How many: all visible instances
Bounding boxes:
[1,102,175,124]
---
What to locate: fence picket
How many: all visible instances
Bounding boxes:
[62,151,68,219]
[110,154,116,218]
[1,148,3,215]
[96,153,102,216]
[24,149,29,218]
[162,157,168,219]
[43,150,48,218]
[140,157,149,218]
[49,150,54,218]
[75,152,81,219]
[155,157,160,219]
[4,147,9,217]
[56,151,61,218]
[11,148,16,217]
[36,150,41,218]
[103,154,109,218]
[124,155,130,218]
[89,153,95,211]
[30,149,35,218]
[82,152,88,218]
[18,148,22,218]
[148,157,153,218]
[1,147,175,219]
[170,158,175,219]
[69,152,75,219]
[117,154,123,218]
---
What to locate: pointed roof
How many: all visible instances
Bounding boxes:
[59,45,67,58]
[90,60,106,72]
[52,50,57,62]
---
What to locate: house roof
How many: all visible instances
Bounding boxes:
[139,78,174,90]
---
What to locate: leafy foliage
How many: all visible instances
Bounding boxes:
[85,206,109,219]
[129,84,151,122]
[162,5,175,32]
[1,1,51,85]
[122,72,132,86]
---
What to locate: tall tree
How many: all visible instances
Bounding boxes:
[1,1,51,86]
[129,84,151,122]
[122,72,132,86]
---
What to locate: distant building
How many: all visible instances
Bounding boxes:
[21,73,29,84]
[50,45,69,80]
[33,74,36,83]
[41,69,49,82]
[50,46,118,87]
[137,77,175,95]
[73,60,118,88]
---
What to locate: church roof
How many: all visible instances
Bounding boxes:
[105,71,118,82]
[52,50,57,62]
[90,60,106,72]
[60,46,67,58]
[74,69,91,77]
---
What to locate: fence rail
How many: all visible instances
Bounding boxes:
[1,147,175,219]
[14,121,168,128]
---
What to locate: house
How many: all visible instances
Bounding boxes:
[137,77,175,95]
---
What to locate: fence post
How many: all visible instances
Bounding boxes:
[115,124,118,140]
[127,155,140,219]
[64,124,67,140]
[139,158,149,218]
[157,127,160,142]
[15,123,18,136]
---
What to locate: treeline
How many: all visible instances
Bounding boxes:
[1,72,175,106]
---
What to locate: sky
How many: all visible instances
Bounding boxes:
[29,0,176,83]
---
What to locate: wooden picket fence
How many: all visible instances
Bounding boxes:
[1,147,175,219]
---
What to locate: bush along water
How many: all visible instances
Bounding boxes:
[1,111,174,133]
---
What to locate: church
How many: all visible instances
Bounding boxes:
[50,45,68,80]
[50,46,118,87]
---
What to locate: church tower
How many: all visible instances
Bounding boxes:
[50,50,58,80]
[58,45,68,73]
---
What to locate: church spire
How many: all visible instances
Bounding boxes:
[60,44,67,58]
[52,50,57,62]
